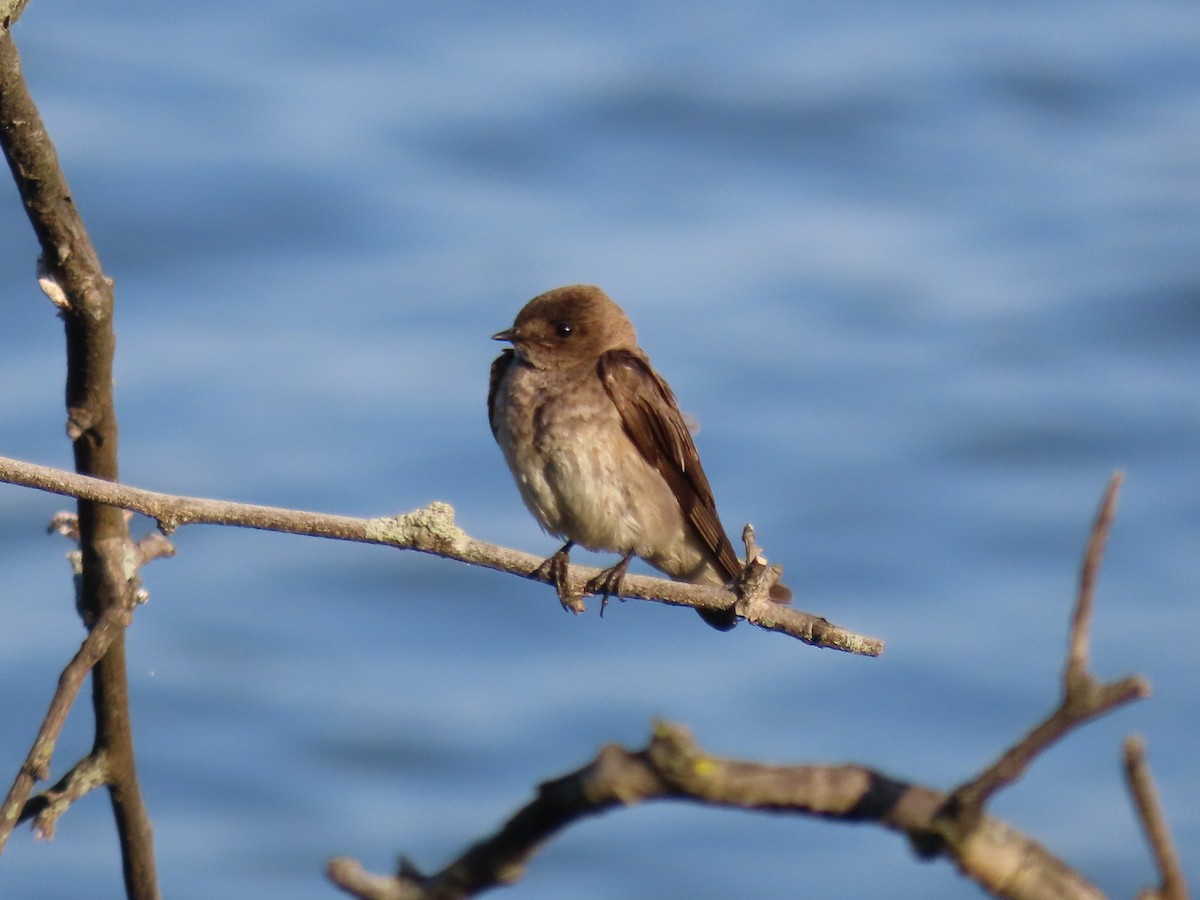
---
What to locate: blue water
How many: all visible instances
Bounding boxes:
[1,1,1197,897]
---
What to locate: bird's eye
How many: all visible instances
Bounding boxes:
[554,323,573,338]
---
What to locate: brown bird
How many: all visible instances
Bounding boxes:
[488,284,790,630]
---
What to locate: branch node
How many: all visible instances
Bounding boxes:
[646,721,712,791]
[28,751,108,841]
[136,530,176,565]
[36,255,71,310]
[367,501,464,553]
[930,473,1145,865]
[732,521,784,616]
[396,856,425,881]
[47,510,80,539]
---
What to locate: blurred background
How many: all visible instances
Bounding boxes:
[1,1,1197,897]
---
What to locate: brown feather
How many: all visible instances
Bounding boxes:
[597,349,743,585]
[487,349,515,438]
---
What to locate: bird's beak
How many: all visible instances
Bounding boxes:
[492,327,517,343]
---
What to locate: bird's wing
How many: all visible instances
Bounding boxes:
[487,349,515,438]
[597,349,741,582]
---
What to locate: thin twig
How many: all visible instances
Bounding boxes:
[932,472,1149,834]
[1067,471,1123,690]
[0,454,883,655]
[23,752,109,841]
[0,596,134,852]
[1123,736,1188,900]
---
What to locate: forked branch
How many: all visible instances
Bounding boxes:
[932,473,1148,834]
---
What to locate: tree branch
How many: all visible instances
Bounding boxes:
[326,721,1105,900]
[0,454,883,655]
[1123,736,1188,900]
[932,473,1148,836]
[21,752,109,841]
[0,29,159,897]
[0,0,30,32]
[327,474,1159,900]
[0,589,135,852]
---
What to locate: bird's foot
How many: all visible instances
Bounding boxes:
[585,550,634,618]
[531,541,585,614]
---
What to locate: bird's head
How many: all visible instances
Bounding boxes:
[493,284,638,370]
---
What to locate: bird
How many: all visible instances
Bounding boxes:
[488,284,790,630]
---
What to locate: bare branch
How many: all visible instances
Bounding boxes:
[22,752,109,841]
[732,521,782,611]
[1067,471,1123,690]
[1124,736,1188,900]
[1,30,159,896]
[0,0,30,32]
[327,721,1105,900]
[0,454,883,655]
[327,860,408,900]
[0,594,135,852]
[932,473,1149,836]
[326,476,1145,899]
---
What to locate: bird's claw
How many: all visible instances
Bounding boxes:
[532,542,585,614]
[585,551,634,618]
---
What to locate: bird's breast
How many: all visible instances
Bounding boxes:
[492,362,686,557]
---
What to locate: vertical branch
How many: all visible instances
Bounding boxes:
[932,473,1146,837]
[0,30,158,899]
[1066,472,1122,691]
[1123,736,1188,900]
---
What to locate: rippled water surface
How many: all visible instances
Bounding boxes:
[1,2,1198,897]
